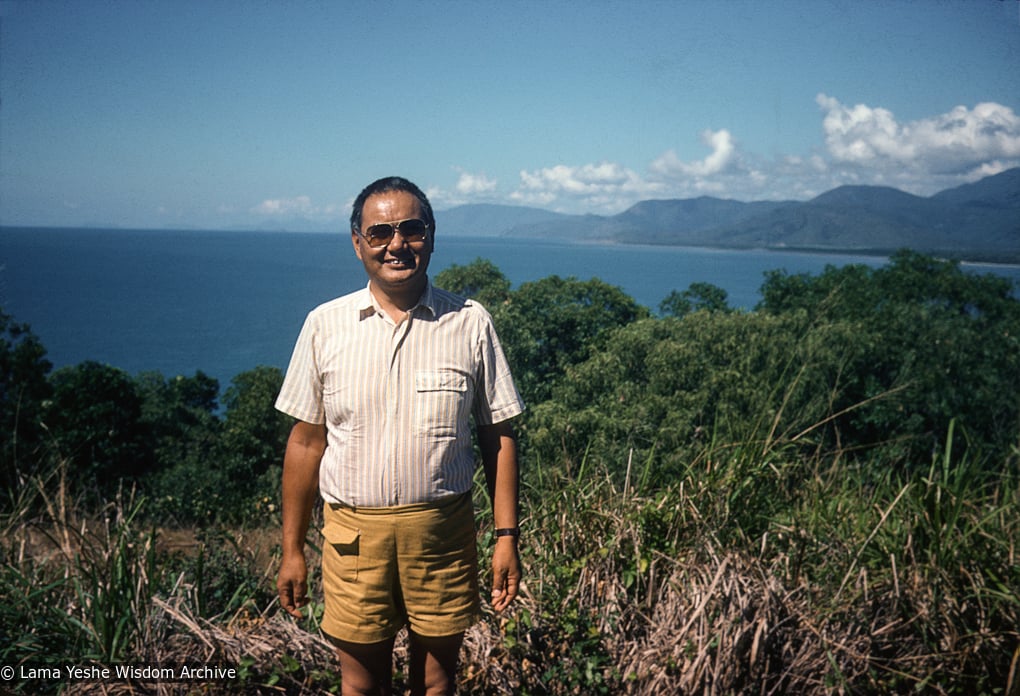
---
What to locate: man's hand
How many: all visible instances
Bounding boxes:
[490,537,521,613]
[278,420,325,619]
[277,551,310,618]
[478,420,521,613]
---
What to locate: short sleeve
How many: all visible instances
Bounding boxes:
[275,312,326,424]
[472,308,525,426]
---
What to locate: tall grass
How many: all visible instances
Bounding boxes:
[0,458,288,694]
[2,428,1018,694]
[466,421,1020,694]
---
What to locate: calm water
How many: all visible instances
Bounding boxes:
[3,227,1018,391]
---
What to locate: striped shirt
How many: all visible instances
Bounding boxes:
[275,281,525,507]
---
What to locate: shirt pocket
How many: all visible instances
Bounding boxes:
[322,522,360,582]
[415,369,469,438]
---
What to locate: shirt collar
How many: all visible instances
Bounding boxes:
[357,280,436,320]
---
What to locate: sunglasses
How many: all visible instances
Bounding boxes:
[358,218,430,248]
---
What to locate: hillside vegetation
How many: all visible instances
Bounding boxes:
[2,250,1018,694]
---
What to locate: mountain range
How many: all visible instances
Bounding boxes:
[436,167,1020,263]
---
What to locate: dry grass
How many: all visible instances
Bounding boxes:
[4,448,1019,695]
[42,544,1018,695]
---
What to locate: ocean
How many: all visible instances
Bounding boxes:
[3,226,1018,391]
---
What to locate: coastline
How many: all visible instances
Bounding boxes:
[5,224,1019,267]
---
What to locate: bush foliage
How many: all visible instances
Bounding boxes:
[439,250,1020,477]
[0,310,290,522]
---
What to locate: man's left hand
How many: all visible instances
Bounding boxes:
[490,537,521,612]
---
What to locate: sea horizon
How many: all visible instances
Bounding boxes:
[3,226,1018,392]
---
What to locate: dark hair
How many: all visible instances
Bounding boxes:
[350,176,435,234]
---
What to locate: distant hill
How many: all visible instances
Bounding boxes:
[931,168,1020,208]
[610,197,793,245]
[434,204,571,237]
[437,168,1020,262]
[708,170,1020,258]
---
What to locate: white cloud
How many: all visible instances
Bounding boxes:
[425,97,1020,215]
[253,195,314,215]
[817,94,1020,176]
[251,195,342,221]
[425,171,501,209]
[511,161,664,212]
[649,129,737,178]
[455,171,498,195]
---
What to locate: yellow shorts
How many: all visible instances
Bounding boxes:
[320,492,481,644]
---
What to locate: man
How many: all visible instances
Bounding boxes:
[275,176,524,695]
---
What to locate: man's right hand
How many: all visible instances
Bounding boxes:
[277,420,326,619]
[277,552,310,618]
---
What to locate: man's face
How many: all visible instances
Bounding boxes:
[352,190,433,296]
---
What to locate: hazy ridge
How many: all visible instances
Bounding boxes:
[437,168,1020,262]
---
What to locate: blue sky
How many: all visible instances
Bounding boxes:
[1,0,1019,231]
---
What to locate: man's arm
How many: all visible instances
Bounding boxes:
[477,419,520,613]
[277,420,327,618]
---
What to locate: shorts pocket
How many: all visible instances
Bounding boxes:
[323,523,360,582]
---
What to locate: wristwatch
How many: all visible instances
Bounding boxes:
[494,527,520,539]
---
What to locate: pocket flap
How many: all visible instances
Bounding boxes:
[322,523,359,546]
[416,370,468,392]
